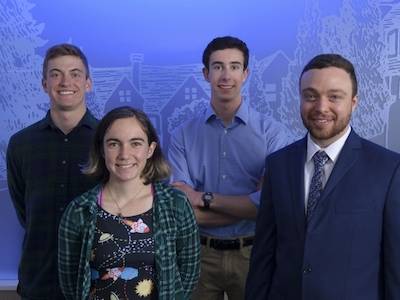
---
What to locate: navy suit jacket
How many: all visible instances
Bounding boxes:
[246,130,400,300]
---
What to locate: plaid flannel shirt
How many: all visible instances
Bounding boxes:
[58,181,200,300]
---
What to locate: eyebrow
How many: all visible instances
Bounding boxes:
[301,87,347,94]
[301,87,317,93]
[105,137,145,143]
[211,61,243,66]
[48,68,85,73]
[327,89,347,94]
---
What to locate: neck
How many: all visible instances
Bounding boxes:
[211,97,241,126]
[104,178,152,217]
[106,178,147,200]
[50,106,86,134]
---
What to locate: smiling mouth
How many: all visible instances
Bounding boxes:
[314,119,330,123]
[116,164,135,169]
[58,91,76,95]
[311,118,334,128]
[218,84,234,89]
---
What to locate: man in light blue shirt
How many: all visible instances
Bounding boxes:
[168,36,290,300]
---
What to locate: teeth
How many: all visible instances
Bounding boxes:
[315,119,330,124]
[117,164,133,168]
[59,91,75,95]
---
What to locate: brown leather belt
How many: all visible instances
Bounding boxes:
[200,235,254,250]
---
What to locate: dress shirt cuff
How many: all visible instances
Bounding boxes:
[249,190,261,207]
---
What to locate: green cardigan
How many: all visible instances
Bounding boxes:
[58,181,200,300]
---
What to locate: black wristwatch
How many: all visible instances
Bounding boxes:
[202,192,214,209]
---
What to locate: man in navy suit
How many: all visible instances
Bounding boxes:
[245,54,400,300]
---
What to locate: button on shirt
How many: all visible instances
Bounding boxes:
[168,101,290,238]
[6,109,98,299]
[304,126,352,210]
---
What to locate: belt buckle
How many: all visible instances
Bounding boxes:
[212,238,240,250]
[201,236,254,250]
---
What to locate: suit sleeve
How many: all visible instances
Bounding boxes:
[245,158,276,299]
[384,162,400,299]
[175,192,201,297]
[168,128,194,186]
[6,136,26,228]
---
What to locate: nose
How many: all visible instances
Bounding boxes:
[59,74,72,86]
[314,97,330,113]
[220,68,231,81]
[118,144,130,159]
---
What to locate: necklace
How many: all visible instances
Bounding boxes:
[106,184,145,218]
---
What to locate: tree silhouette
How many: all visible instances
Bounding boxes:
[321,0,391,139]
[167,98,208,134]
[0,0,46,179]
[279,0,324,139]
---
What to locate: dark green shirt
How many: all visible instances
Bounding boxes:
[58,182,200,300]
[6,109,98,299]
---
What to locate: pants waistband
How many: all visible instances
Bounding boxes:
[200,235,254,251]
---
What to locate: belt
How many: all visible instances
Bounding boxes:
[200,235,254,250]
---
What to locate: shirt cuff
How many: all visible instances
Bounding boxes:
[249,191,261,207]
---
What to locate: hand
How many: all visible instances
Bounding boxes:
[172,182,203,208]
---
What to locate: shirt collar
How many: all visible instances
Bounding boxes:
[38,109,97,131]
[204,100,249,124]
[306,126,351,163]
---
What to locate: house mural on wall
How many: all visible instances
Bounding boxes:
[248,51,290,123]
[89,55,210,148]
[382,0,400,152]
[103,77,145,113]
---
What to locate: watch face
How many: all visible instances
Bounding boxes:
[203,193,213,201]
[202,192,213,209]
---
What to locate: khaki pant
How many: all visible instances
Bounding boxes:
[192,243,252,300]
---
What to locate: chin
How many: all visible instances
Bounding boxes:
[310,127,346,144]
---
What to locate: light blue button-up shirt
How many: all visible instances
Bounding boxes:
[168,101,291,238]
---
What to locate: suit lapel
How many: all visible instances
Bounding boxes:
[291,138,307,240]
[308,131,362,230]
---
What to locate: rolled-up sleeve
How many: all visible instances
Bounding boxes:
[168,128,194,186]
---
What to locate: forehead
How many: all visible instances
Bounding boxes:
[46,55,86,73]
[105,117,147,139]
[209,48,245,65]
[300,67,352,92]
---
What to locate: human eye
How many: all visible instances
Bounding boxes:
[329,94,342,102]
[212,64,222,71]
[231,64,241,71]
[131,141,143,147]
[49,72,59,78]
[303,92,317,101]
[71,71,82,79]
[107,141,119,148]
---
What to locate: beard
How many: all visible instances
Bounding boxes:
[301,112,351,145]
